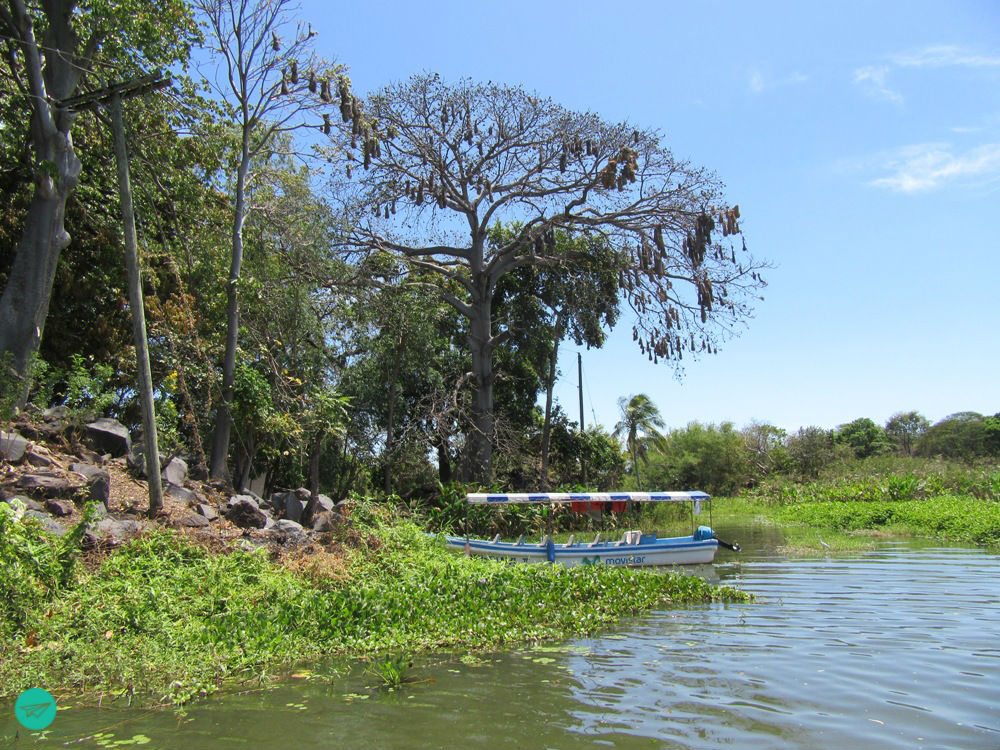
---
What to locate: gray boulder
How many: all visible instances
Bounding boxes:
[44,498,74,517]
[85,418,132,458]
[225,496,268,529]
[309,510,338,532]
[16,472,79,498]
[0,431,29,463]
[314,494,336,514]
[171,512,210,528]
[161,457,188,486]
[267,518,308,546]
[165,484,197,504]
[84,517,146,548]
[194,503,219,521]
[70,463,111,504]
[283,492,305,523]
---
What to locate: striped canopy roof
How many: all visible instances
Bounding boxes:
[466,491,710,505]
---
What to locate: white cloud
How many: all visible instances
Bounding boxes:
[747,68,807,94]
[854,45,1000,104]
[853,65,902,104]
[891,44,1000,68]
[869,142,1000,193]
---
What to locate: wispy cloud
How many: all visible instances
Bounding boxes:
[891,44,1000,68]
[869,142,1000,193]
[853,65,902,104]
[854,44,1000,104]
[747,68,807,94]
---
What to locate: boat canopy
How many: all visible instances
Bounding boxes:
[466,491,710,505]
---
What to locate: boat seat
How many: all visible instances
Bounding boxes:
[490,534,500,544]
[619,530,642,546]
[566,535,575,546]
[516,535,525,545]
[589,533,601,547]
[538,535,550,547]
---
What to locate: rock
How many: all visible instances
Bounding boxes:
[44,498,74,517]
[3,495,44,513]
[84,518,146,548]
[70,462,104,480]
[314,494,336,514]
[72,463,111,504]
[88,471,111,505]
[85,418,132,458]
[90,501,108,520]
[76,447,103,465]
[23,510,69,537]
[225,496,268,529]
[171,512,209,528]
[0,431,29,463]
[25,447,56,468]
[309,510,337,532]
[267,518,308,545]
[268,490,293,514]
[165,484,197,504]
[161,457,188,486]
[42,405,70,421]
[194,503,219,521]
[283,492,305,523]
[16,472,80,498]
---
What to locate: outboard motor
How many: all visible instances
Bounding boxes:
[695,525,741,552]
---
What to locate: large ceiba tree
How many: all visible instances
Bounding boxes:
[339,73,766,482]
[0,0,193,402]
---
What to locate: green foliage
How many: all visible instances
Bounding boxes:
[367,654,413,689]
[884,411,929,456]
[777,496,1000,548]
[834,417,891,459]
[0,503,749,704]
[916,412,997,459]
[0,351,46,421]
[0,500,99,634]
[614,394,667,490]
[639,421,751,495]
[785,426,849,479]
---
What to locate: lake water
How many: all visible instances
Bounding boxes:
[7,526,1000,749]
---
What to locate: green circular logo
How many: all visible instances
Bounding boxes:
[14,688,57,731]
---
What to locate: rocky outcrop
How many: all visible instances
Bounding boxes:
[85,418,132,458]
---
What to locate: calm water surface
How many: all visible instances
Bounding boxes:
[7,527,1000,749]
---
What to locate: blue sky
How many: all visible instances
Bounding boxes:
[305,0,999,434]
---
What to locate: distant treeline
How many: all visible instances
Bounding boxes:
[622,411,1000,497]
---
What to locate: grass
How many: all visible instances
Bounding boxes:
[0,500,750,707]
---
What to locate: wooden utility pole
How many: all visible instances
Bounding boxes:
[62,73,171,516]
[578,352,588,486]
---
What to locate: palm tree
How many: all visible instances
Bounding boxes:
[613,394,667,490]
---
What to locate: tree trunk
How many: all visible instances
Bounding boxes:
[209,144,251,481]
[436,438,452,484]
[466,289,495,484]
[0,132,79,404]
[110,93,162,516]
[539,312,565,490]
[383,332,404,495]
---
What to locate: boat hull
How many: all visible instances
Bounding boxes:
[442,534,718,567]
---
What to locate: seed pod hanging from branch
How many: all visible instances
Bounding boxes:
[290,61,298,83]
[321,79,331,102]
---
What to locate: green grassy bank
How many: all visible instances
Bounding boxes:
[1,501,749,707]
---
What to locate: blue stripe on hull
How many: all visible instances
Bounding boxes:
[441,535,718,567]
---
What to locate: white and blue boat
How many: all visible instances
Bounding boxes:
[441,491,740,567]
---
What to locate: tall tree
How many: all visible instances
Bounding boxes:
[613,393,667,490]
[0,0,194,402]
[884,411,929,456]
[195,0,352,480]
[340,74,766,482]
